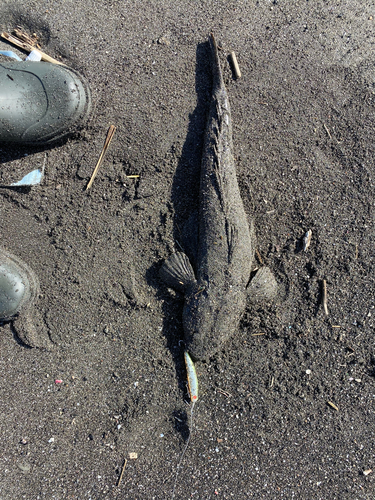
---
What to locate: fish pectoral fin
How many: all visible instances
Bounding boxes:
[247,266,278,304]
[159,252,197,294]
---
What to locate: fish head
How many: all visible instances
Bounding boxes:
[183,284,245,360]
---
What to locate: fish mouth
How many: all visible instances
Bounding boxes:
[184,328,223,361]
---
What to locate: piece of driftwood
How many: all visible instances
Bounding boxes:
[1,31,64,65]
[13,28,40,48]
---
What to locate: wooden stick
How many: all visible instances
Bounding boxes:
[86,125,116,190]
[1,32,64,65]
[117,458,127,487]
[322,279,328,316]
[230,51,241,79]
[255,248,264,265]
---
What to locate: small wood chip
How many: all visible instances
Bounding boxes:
[363,469,372,476]
[303,230,312,251]
[86,125,116,190]
[327,401,338,411]
[230,51,241,79]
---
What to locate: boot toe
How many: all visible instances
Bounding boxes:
[0,248,39,320]
[0,61,91,144]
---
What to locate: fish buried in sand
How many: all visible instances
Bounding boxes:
[160,34,277,360]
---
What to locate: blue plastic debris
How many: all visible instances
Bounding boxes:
[0,50,22,61]
[1,155,47,188]
[10,168,44,186]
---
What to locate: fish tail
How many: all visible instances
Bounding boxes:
[209,33,224,91]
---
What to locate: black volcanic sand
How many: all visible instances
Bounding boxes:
[0,1,374,499]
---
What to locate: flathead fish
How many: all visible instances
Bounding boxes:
[160,34,277,360]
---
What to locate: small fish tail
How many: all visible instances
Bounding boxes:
[209,33,224,91]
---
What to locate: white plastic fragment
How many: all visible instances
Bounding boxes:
[25,50,42,61]
[303,230,312,251]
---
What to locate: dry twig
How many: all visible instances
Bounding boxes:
[322,279,328,316]
[117,458,127,487]
[1,31,63,65]
[323,123,332,140]
[86,125,116,190]
[217,388,231,398]
[255,248,264,265]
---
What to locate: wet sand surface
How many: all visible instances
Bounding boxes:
[0,1,374,498]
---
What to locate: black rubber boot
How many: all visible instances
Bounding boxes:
[0,60,91,144]
[0,248,52,348]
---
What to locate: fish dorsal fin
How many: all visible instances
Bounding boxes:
[159,252,197,294]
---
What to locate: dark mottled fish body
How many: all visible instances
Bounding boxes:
[160,34,276,360]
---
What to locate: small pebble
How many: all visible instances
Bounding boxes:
[305,369,311,375]
[129,452,138,459]
[158,36,171,46]
[17,462,31,473]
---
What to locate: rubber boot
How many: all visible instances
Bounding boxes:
[0,60,91,144]
[0,248,52,348]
